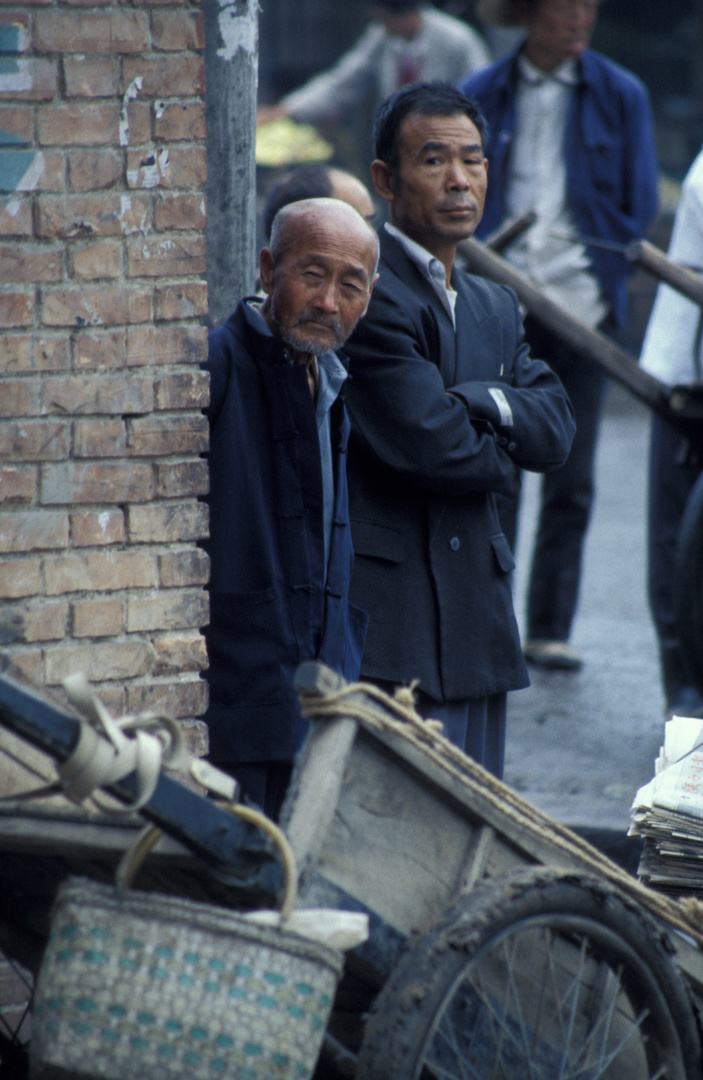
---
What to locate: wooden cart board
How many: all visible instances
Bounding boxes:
[282,663,703,996]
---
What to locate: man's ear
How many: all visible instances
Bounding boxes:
[259,247,275,295]
[370,159,395,203]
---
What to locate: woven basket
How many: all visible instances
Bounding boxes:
[30,877,344,1080]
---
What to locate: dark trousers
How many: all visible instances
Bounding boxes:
[499,316,607,643]
[217,760,294,821]
[647,414,703,711]
[372,680,507,780]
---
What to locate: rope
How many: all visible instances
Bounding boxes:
[115,804,298,922]
[299,678,703,947]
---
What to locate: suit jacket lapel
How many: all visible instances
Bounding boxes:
[453,268,498,382]
[380,230,458,385]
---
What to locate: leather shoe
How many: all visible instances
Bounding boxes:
[523,639,583,671]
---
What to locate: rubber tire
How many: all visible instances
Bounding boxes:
[674,468,703,698]
[355,868,702,1080]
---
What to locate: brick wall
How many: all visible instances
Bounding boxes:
[0,1,210,725]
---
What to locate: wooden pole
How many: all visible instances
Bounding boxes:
[626,239,703,309]
[459,237,672,416]
[204,0,259,327]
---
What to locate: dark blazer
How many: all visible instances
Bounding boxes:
[344,229,576,702]
[200,299,368,762]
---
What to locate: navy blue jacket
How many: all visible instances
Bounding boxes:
[459,48,659,327]
[200,300,368,762]
[344,231,576,702]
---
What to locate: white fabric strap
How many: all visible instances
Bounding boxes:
[57,673,235,813]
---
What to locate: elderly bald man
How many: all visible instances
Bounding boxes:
[200,199,379,818]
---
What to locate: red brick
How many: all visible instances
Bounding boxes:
[150,10,204,51]
[72,419,127,458]
[126,234,206,277]
[127,414,208,456]
[67,151,121,192]
[0,291,34,328]
[0,105,32,143]
[126,323,207,367]
[5,333,70,373]
[0,466,37,505]
[70,239,123,280]
[0,558,40,599]
[126,676,207,720]
[0,12,29,52]
[159,548,209,588]
[0,509,68,553]
[0,58,57,101]
[155,370,209,411]
[153,631,207,675]
[154,282,208,321]
[0,419,70,461]
[23,600,69,643]
[41,461,154,505]
[153,101,205,142]
[34,11,149,55]
[154,192,206,232]
[72,597,123,638]
[7,150,64,191]
[44,375,153,416]
[72,328,127,371]
[126,588,208,632]
[0,198,32,237]
[0,243,62,283]
[155,459,209,499]
[44,639,154,685]
[41,285,152,327]
[63,56,118,99]
[0,379,41,418]
[70,508,124,546]
[124,100,152,146]
[38,193,151,239]
[127,502,208,543]
[4,649,42,684]
[37,103,120,147]
[122,55,204,97]
[24,600,68,642]
[44,550,158,595]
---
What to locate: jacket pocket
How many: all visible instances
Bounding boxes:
[490,532,516,574]
[351,520,404,563]
[206,589,283,707]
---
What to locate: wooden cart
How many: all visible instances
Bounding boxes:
[280,662,703,1080]
[3,659,703,1079]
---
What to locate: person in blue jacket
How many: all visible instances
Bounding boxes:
[200,198,378,818]
[460,0,659,671]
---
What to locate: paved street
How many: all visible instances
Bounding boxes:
[505,382,665,837]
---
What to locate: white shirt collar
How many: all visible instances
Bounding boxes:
[385,222,458,326]
[518,52,578,87]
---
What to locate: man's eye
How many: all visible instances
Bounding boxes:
[303,270,322,280]
[342,281,362,294]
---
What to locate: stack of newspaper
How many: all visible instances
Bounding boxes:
[630,714,703,896]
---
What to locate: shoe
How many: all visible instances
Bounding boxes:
[523,639,583,671]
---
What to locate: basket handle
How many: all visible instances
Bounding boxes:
[115,802,298,922]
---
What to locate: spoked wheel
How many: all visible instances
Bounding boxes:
[355,870,702,1080]
[674,468,703,698]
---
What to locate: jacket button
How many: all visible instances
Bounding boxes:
[449,536,460,551]
[508,441,517,452]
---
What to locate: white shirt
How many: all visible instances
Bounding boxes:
[504,54,608,329]
[385,222,458,327]
[640,148,703,385]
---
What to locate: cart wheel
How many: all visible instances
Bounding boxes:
[674,468,703,698]
[355,869,702,1080]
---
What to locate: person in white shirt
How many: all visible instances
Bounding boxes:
[640,147,703,718]
[258,1,491,171]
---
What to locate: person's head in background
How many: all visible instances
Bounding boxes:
[368,0,424,40]
[263,165,376,239]
[477,0,600,72]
